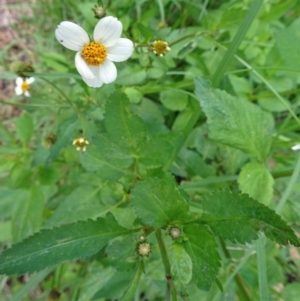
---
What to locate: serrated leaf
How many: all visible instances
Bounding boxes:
[105,92,146,154]
[131,177,189,228]
[195,77,273,161]
[202,190,300,246]
[79,134,133,180]
[0,213,130,275]
[170,243,192,285]
[183,224,221,290]
[15,113,33,145]
[238,162,274,204]
[11,186,45,242]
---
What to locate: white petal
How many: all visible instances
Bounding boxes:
[15,86,23,95]
[16,77,23,86]
[24,91,30,97]
[55,21,89,51]
[82,75,103,88]
[26,77,35,84]
[98,60,117,84]
[107,38,134,62]
[75,52,95,80]
[93,16,122,47]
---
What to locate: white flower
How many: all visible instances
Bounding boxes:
[55,16,134,88]
[292,144,300,151]
[15,77,35,97]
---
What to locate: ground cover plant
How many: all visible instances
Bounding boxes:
[1,0,300,300]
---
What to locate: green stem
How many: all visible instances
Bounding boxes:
[255,234,270,301]
[219,238,252,301]
[211,0,264,87]
[155,229,177,301]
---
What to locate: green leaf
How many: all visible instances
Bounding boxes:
[139,137,174,169]
[131,177,189,228]
[183,224,220,290]
[44,186,105,228]
[0,213,130,275]
[47,117,77,163]
[79,134,133,180]
[202,190,300,246]
[160,89,189,111]
[238,162,274,204]
[105,92,146,154]
[275,18,300,70]
[11,186,45,242]
[15,113,34,145]
[106,234,137,271]
[195,77,273,161]
[170,242,192,285]
[0,188,26,220]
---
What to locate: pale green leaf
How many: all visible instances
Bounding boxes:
[11,186,45,242]
[170,243,192,285]
[238,162,274,204]
[15,113,33,145]
[131,177,189,228]
[160,89,188,111]
[183,224,221,290]
[0,213,130,275]
[79,134,133,180]
[104,92,146,154]
[44,186,105,228]
[195,77,273,161]
[202,190,300,246]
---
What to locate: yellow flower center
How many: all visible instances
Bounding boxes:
[73,137,89,151]
[21,81,29,92]
[152,40,170,56]
[81,42,107,66]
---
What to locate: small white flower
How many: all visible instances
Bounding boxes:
[292,144,300,151]
[55,16,134,88]
[15,77,35,97]
[152,40,171,57]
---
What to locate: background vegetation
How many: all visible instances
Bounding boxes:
[1,0,300,300]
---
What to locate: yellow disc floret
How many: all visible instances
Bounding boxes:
[82,42,107,66]
[152,40,171,57]
[21,81,30,92]
[73,137,89,152]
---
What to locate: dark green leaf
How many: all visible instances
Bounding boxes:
[131,177,189,228]
[0,214,130,275]
[202,190,300,246]
[195,77,273,161]
[183,224,221,290]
